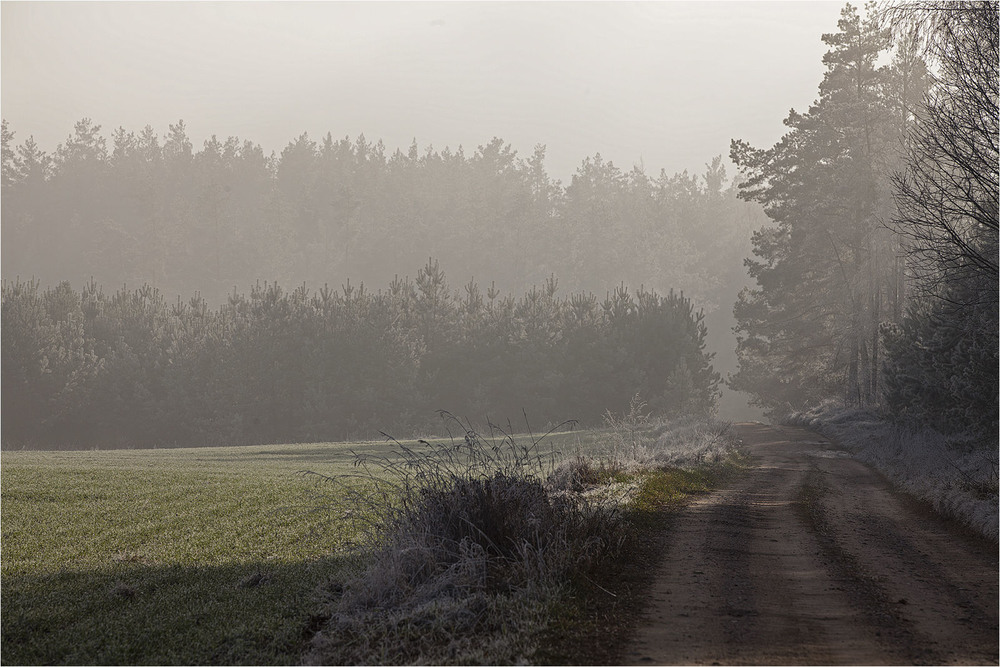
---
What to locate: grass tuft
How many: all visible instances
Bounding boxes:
[236,571,272,589]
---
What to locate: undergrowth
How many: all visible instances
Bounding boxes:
[788,400,999,541]
[304,406,743,664]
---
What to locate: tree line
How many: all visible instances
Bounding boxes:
[730,1,997,440]
[1,110,764,416]
[5,1,991,447]
[0,121,760,316]
[1,261,719,449]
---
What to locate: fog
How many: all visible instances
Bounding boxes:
[2,1,840,183]
[6,0,925,440]
[4,5,998,665]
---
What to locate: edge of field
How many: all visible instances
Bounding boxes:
[1,426,746,665]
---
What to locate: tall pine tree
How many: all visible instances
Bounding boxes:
[730,3,926,415]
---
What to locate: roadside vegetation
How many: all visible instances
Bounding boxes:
[730,3,997,431]
[788,401,998,542]
[1,414,744,665]
[305,406,744,665]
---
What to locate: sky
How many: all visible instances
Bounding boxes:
[1,1,844,183]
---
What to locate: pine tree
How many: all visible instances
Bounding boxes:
[730,3,925,414]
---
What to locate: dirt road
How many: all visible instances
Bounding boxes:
[625,423,998,665]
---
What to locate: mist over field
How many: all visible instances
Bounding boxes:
[2,0,995,445]
[3,0,837,428]
[2,2,997,665]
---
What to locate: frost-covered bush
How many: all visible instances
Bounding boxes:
[544,402,737,515]
[306,409,742,663]
[646,416,735,467]
[597,394,736,471]
[305,415,628,665]
[789,400,998,541]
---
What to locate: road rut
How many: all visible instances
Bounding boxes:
[625,423,998,665]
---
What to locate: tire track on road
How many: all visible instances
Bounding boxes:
[623,423,998,665]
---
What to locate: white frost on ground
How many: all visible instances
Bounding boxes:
[598,399,737,471]
[788,401,999,542]
[547,415,737,506]
[645,417,736,466]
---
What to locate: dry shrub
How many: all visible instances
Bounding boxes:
[304,413,628,665]
[598,394,736,471]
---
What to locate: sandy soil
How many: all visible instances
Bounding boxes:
[624,423,998,665]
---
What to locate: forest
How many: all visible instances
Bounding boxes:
[1,110,763,448]
[1,103,766,449]
[730,2,997,441]
[1,267,718,447]
[1,1,996,449]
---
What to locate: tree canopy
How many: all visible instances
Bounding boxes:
[730,1,997,440]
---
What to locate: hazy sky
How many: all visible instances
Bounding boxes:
[2,1,843,183]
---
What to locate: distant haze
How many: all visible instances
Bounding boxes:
[2,1,841,181]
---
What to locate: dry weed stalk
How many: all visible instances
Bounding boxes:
[303,411,627,665]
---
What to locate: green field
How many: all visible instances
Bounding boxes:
[0,430,604,665]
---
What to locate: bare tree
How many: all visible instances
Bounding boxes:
[884,1,999,307]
